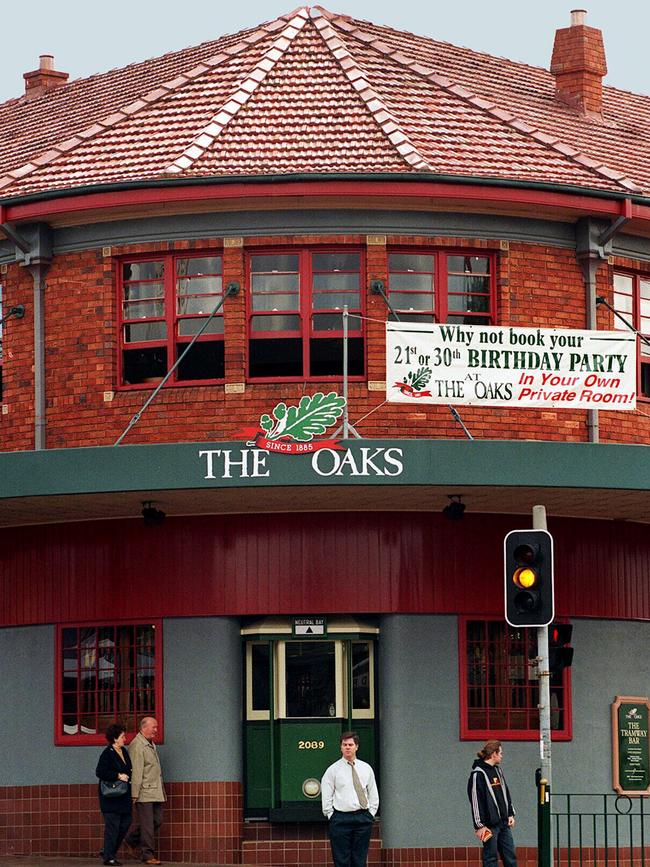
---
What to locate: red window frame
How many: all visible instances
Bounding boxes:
[458,616,572,741]
[246,247,366,381]
[612,270,650,399]
[117,252,225,388]
[55,620,163,746]
[387,249,496,324]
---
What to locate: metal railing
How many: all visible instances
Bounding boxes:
[551,793,648,867]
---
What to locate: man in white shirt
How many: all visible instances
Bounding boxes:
[321,731,379,867]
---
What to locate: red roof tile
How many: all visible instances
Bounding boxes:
[1,6,649,200]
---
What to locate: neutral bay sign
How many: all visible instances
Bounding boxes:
[386,322,637,410]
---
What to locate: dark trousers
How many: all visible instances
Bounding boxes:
[328,809,374,867]
[482,821,517,867]
[102,811,132,861]
[126,801,164,860]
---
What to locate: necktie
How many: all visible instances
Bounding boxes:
[350,762,368,809]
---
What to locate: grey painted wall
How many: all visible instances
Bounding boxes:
[378,615,650,849]
[0,617,242,786]
[0,210,576,264]
[162,616,241,781]
[2,209,650,263]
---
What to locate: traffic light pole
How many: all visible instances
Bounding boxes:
[533,504,552,867]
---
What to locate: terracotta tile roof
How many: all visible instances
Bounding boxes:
[1,5,649,200]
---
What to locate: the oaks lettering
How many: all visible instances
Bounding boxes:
[199,447,404,479]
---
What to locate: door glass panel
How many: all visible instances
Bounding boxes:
[352,642,371,710]
[285,641,335,717]
[251,643,270,712]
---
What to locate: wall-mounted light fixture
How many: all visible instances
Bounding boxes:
[141,501,166,527]
[442,494,466,521]
[0,304,25,325]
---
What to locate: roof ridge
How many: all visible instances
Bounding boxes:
[332,15,643,195]
[309,8,432,172]
[0,8,309,194]
[165,10,310,175]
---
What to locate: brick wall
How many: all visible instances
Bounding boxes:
[0,780,242,864]
[2,233,649,451]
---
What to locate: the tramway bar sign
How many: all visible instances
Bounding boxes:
[612,695,650,796]
[386,322,636,410]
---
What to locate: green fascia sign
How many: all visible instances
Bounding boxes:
[1,439,650,500]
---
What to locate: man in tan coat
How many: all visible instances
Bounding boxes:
[124,717,166,865]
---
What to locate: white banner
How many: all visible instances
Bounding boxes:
[386,322,637,410]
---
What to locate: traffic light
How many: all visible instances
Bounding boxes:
[549,623,574,674]
[504,529,554,627]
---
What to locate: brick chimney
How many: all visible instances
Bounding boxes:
[550,9,607,116]
[23,55,69,99]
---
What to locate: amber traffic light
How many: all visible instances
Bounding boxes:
[504,529,554,627]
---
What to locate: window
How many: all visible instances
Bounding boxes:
[460,618,571,740]
[248,250,364,379]
[613,272,650,398]
[56,622,162,745]
[388,252,494,324]
[119,254,224,386]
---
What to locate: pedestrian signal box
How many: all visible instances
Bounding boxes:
[504,529,554,627]
[549,623,574,673]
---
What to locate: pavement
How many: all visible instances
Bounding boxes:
[0,860,224,867]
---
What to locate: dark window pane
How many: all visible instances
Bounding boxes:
[123,321,167,343]
[286,642,335,718]
[123,261,164,281]
[392,313,435,323]
[447,314,491,326]
[642,362,650,398]
[447,255,489,275]
[176,340,224,380]
[251,314,301,332]
[312,253,360,271]
[252,644,270,712]
[123,281,164,302]
[312,292,360,310]
[252,273,300,294]
[176,277,222,298]
[390,291,434,312]
[252,294,299,313]
[312,273,359,292]
[251,254,299,273]
[176,257,222,277]
[389,273,434,292]
[136,626,155,645]
[63,715,79,735]
[62,628,78,649]
[313,312,361,331]
[448,289,490,313]
[352,643,371,710]
[122,347,167,384]
[310,337,363,377]
[249,338,302,378]
[389,253,435,272]
[177,314,224,334]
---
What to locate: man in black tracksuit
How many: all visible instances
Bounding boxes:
[467,740,517,867]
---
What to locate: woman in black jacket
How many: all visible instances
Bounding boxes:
[96,722,133,867]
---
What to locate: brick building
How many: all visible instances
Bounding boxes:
[1,7,650,866]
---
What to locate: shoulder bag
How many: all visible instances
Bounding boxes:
[100,779,128,798]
